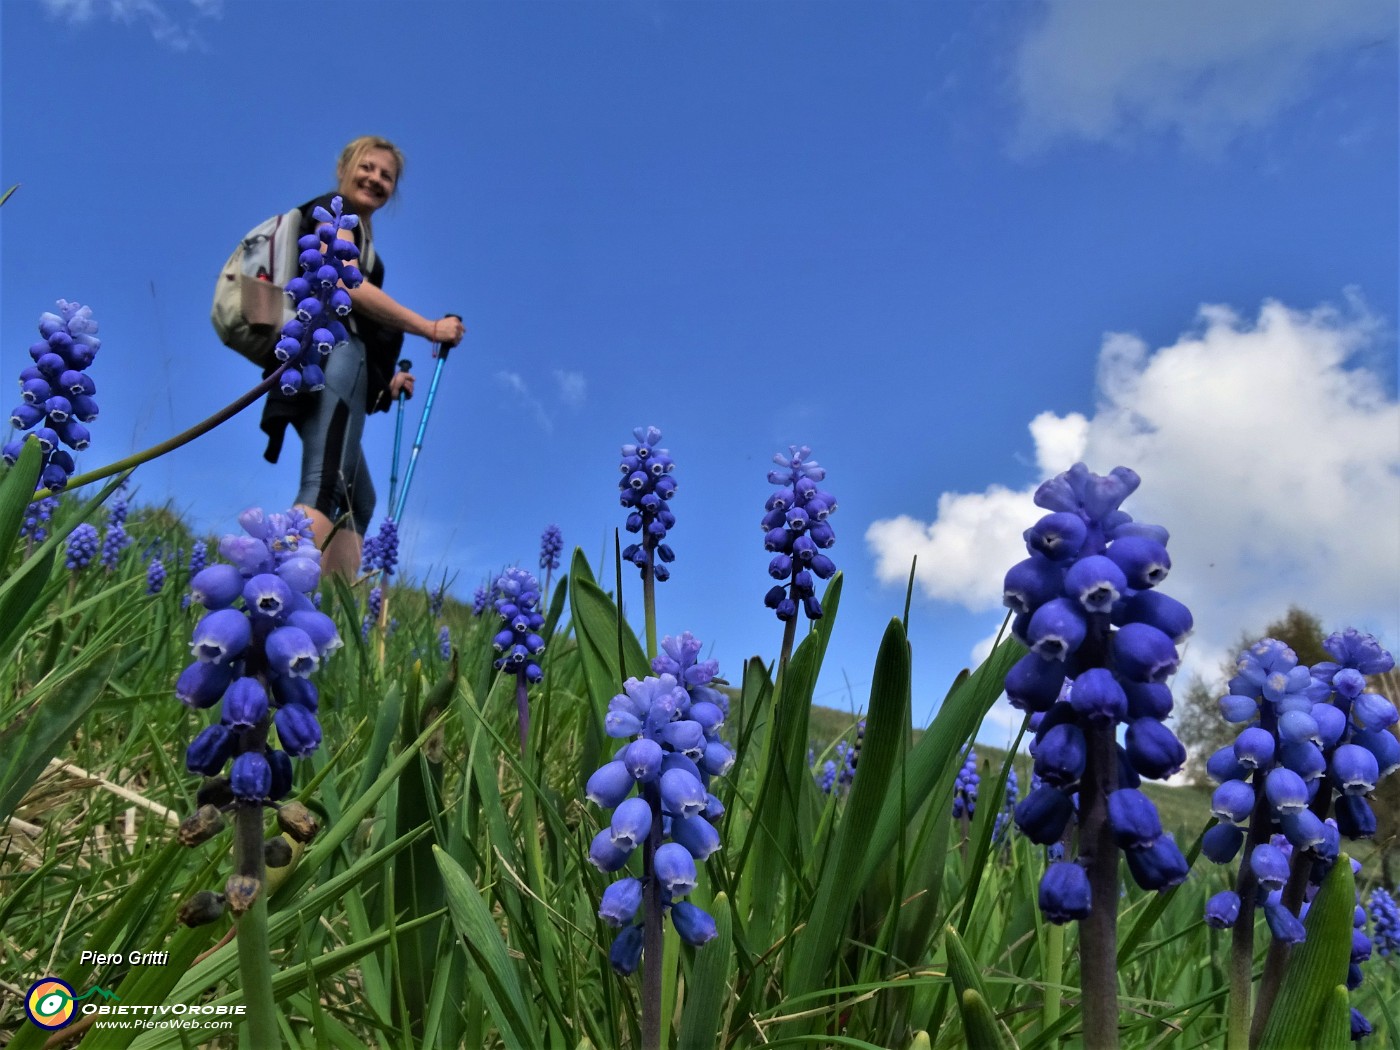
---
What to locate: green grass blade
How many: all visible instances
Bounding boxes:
[0,647,119,821]
[678,891,735,1050]
[434,845,539,1049]
[1256,853,1356,1050]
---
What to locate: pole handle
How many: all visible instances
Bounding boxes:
[434,313,462,361]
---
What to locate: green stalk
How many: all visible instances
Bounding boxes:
[643,540,658,660]
[1078,718,1120,1050]
[1228,786,1272,1050]
[642,779,665,1050]
[515,673,531,755]
[1042,920,1064,1034]
[233,804,280,1049]
[31,361,289,501]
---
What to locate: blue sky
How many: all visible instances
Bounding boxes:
[4,1,1397,738]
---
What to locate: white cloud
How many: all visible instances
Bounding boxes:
[42,0,221,50]
[494,371,553,433]
[867,295,1400,690]
[553,369,587,407]
[1010,0,1396,154]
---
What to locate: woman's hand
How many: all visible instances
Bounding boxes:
[428,315,466,349]
[389,371,415,399]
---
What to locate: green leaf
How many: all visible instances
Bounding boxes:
[679,891,735,1050]
[860,637,1023,890]
[0,647,119,821]
[786,617,910,1006]
[0,436,43,574]
[434,845,539,1050]
[945,926,1014,1049]
[1256,853,1356,1050]
[1315,985,1352,1050]
[958,990,1014,1050]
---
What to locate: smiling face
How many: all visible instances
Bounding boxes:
[336,146,399,216]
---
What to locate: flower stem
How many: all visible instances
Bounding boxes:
[515,673,530,756]
[642,540,658,661]
[641,780,664,1050]
[233,805,279,1049]
[1042,919,1064,1035]
[1249,791,1321,1048]
[1228,786,1272,1050]
[32,361,289,501]
[1078,719,1120,1050]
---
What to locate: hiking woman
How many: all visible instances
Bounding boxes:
[259,135,465,578]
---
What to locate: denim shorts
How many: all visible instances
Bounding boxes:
[292,336,375,534]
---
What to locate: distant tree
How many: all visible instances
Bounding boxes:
[1175,607,1327,785]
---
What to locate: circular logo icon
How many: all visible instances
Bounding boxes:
[26,978,76,1029]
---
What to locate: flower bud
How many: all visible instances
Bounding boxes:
[178,804,226,847]
[177,891,227,928]
[276,801,320,843]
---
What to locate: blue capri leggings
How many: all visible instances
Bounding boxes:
[293,336,375,535]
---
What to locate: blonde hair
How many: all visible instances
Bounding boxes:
[335,136,405,235]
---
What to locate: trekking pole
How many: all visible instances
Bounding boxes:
[392,315,459,522]
[385,357,412,514]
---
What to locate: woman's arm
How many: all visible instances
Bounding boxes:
[338,228,464,346]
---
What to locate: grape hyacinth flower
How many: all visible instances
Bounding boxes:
[19,495,58,544]
[147,556,166,595]
[174,507,337,926]
[1004,463,1190,1049]
[189,539,208,578]
[762,445,837,631]
[437,624,451,660]
[952,750,979,820]
[472,583,489,617]
[5,300,101,492]
[362,517,398,578]
[993,767,1021,844]
[1370,887,1400,957]
[427,582,445,619]
[1200,629,1397,1043]
[100,499,132,571]
[272,196,363,396]
[491,567,545,751]
[66,523,99,571]
[539,522,563,584]
[585,641,732,1038]
[619,426,677,583]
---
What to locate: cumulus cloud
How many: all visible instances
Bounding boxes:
[867,296,1400,689]
[1010,0,1396,154]
[42,0,221,50]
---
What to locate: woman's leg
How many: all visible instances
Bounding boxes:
[292,339,370,581]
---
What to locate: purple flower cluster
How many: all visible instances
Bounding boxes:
[437,624,451,660]
[179,508,341,803]
[273,196,363,396]
[1200,631,1396,955]
[490,567,545,684]
[147,556,167,595]
[762,445,837,622]
[362,517,398,577]
[427,583,445,619]
[1369,887,1400,957]
[66,522,99,571]
[189,540,208,578]
[619,426,677,582]
[471,584,489,617]
[100,494,132,572]
[6,300,101,491]
[585,634,733,971]
[1006,463,1192,923]
[20,496,58,544]
[953,751,980,819]
[993,768,1021,843]
[539,523,563,573]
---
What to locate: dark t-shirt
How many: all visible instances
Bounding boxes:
[258,193,405,464]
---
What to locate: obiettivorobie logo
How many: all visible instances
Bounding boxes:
[24,978,121,1030]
